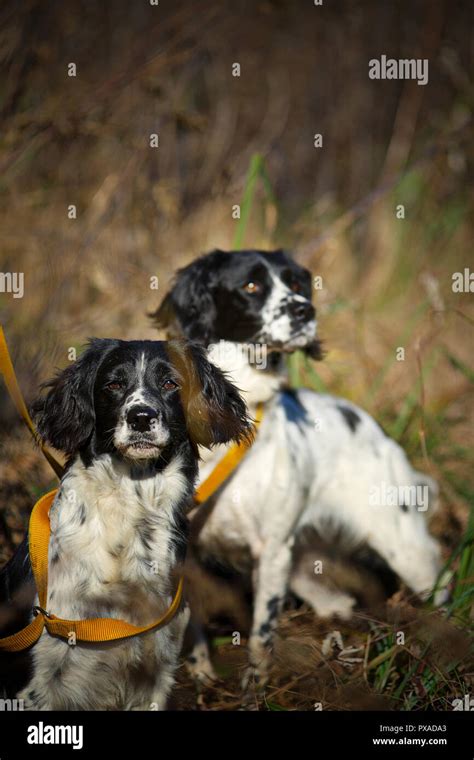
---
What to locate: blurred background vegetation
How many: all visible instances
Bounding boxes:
[0,0,473,709]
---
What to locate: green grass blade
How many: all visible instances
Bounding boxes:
[443,350,474,384]
[233,153,264,249]
[387,348,440,440]
[365,301,429,406]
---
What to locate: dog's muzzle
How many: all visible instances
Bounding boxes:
[126,405,158,432]
[287,300,315,324]
[117,404,170,459]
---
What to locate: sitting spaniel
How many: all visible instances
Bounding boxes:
[151,249,445,689]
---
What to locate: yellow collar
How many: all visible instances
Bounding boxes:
[194,402,264,504]
[0,489,184,651]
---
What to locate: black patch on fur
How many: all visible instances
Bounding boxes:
[281,389,309,426]
[128,456,175,480]
[337,405,361,433]
[353,544,399,597]
[150,249,318,354]
[31,338,120,456]
[169,510,189,565]
[267,595,280,620]
[78,502,86,525]
[137,519,155,553]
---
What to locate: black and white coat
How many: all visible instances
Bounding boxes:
[152,249,446,688]
[0,338,250,709]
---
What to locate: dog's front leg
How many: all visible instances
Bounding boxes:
[242,538,293,693]
[146,607,190,711]
[185,618,218,684]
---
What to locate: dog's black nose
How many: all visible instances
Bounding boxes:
[126,406,158,432]
[288,300,315,322]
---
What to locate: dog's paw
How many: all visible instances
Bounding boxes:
[321,629,364,671]
[186,649,218,685]
[239,663,270,710]
[241,661,269,692]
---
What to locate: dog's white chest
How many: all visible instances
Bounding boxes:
[195,407,309,567]
[19,454,190,710]
[47,456,187,619]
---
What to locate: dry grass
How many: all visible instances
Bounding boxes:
[0,0,473,710]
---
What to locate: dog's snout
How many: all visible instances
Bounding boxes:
[126,406,158,432]
[288,300,315,322]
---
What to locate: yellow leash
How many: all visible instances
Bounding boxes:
[0,489,184,651]
[0,327,64,479]
[0,327,262,651]
[194,403,263,504]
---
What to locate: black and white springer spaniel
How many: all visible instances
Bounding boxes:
[0,338,250,709]
[151,249,446,689]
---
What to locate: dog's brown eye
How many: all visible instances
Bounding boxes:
[106,382,123,391]
[290,281,301,293]
[162,379,178,391]
[243,281,261,294]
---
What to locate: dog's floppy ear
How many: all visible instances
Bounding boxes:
[149,250,227,344]
[166,339,253,449]
[31,338,117,455]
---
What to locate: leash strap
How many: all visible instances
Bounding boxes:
[0,490,184,651]
[0,327,64,479]
[194,403,264,504]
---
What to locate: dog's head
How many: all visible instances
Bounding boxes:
[32,339,251,460]
[150,249,321,358]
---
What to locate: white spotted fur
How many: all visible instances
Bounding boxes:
[18,454,190,711]
[256,271,317,349]
[189,343,444,684]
